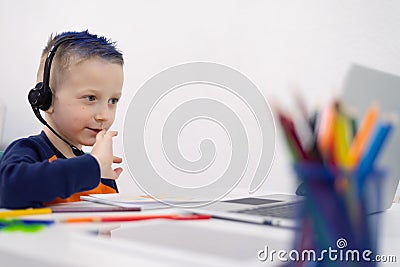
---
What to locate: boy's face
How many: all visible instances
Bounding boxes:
[46,57,124,147]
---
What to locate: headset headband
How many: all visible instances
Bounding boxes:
[42,34,91,93]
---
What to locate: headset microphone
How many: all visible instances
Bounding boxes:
[29,104,85,157]
[28,34,88,157]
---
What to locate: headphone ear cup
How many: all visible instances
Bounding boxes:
[28,82,43,107]
[39,85,52,111]
[28,82,52,111]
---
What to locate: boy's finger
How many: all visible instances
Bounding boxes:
[112,167,123,180]
[95,129,106,141]
[113,156,123,163]
[105,131,118,138]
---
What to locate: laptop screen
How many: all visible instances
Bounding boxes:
[341,64,400,210]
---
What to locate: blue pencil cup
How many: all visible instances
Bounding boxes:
[288,162,385,267]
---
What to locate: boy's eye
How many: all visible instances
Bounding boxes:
[108,98,119,105]
[86,95,96,101]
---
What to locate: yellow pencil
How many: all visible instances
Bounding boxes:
[0,208,52,218]
[334,111,351,168]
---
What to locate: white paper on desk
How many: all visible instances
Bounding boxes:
[80,193,205,210]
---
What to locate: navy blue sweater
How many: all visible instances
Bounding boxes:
[0,131,117,209]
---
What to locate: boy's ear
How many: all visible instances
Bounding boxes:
[44,89,55,114]
[45,104,54,114]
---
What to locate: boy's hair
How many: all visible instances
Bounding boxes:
[36,30,124,88]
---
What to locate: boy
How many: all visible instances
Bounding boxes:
[0,30,124,209]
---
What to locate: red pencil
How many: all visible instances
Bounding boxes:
[277,112,309,161]
[62,214,211,223]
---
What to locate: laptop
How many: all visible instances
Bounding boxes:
[191,64,400,227]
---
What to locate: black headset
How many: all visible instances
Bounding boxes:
[28,34,90,156]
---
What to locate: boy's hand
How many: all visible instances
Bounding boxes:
[91,130,123,180]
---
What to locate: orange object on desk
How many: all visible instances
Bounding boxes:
[62,214,211,223]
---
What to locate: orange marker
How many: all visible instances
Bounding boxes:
[63,217,95,223]
[347,104,378,169]
[317,104,336,158]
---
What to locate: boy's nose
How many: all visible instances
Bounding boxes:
[95,104,111,121]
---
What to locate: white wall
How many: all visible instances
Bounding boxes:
[1,0,400,196]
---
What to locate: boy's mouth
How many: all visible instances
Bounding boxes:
[87,128,103,134]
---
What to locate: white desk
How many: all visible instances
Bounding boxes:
[1,204,399,267]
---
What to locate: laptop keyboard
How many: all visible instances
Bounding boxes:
[234,202,302,219]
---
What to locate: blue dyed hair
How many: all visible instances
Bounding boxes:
[37,30,123,84]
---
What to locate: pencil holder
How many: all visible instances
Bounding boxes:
[290,162,384,267]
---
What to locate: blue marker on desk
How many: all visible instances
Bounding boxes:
[356,121,393,190]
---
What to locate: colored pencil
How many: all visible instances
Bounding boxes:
[347,104,378,169]
[0,208,52,218]
[61,214,211,223]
